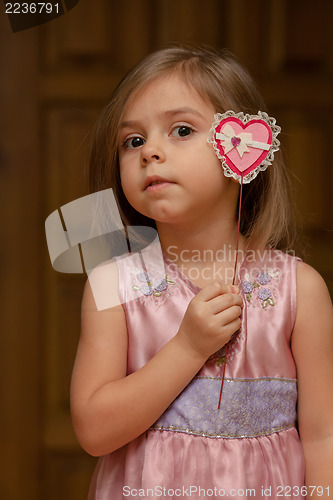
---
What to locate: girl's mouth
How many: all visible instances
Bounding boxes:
[144,176,174,191]
[145,181,173,192]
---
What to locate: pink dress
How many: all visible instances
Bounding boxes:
[88,249,305,499]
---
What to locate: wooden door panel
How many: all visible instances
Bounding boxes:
[1,1,332,499]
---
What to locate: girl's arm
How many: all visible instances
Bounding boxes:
[292,262,333,497]
[70,261,242,456]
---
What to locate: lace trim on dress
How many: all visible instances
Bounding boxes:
[150,377,297,439]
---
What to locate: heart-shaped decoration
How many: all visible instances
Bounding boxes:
[208,111,281,184]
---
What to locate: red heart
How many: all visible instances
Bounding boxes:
[215,117,273,177]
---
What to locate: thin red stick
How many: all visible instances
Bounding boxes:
[218,175,244,409]
[217,344,229,409]
[232,174,244,286]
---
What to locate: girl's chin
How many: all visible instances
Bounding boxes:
[140,203,198,226]
[142,207,183,224]
[152,213,195,227]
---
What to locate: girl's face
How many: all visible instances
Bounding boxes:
[118,73,238,227]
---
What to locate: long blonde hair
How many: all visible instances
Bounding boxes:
[89,44,300,254]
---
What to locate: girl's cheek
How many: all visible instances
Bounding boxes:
[119,163,128,185]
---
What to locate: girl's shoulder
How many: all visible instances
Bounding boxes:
[292,260,332,353]
[296,260,332,308]
[84,258,122,311]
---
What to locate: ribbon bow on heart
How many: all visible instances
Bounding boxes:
[216,124,271,158]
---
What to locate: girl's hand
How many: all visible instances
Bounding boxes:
[176,282,243,361]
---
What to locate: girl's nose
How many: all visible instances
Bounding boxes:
[140,139,165,165]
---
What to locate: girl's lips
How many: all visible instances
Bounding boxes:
[145,181,174,192]
[144,175,174,190]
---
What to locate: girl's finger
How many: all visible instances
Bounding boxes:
[196,282,239,302]
[207,292,243,315]
[214,305,242,326]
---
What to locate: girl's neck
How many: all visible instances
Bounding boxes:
[156,217,246,266]
[155,218,247,288]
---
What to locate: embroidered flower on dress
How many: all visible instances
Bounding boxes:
[154,278,168,292]
[242,281,254,294]
[257,272,271,285]
[258,288,275,308]
[137,272,152,283]
[140,284,154,296]
[258,288,271,300]
[242,268,279,309]
[132,270,176,299]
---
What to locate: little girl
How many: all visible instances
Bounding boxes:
[70,45,333,499]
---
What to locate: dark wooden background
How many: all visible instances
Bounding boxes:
[1,1,332,498]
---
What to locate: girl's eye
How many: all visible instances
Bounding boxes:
[122,136,145,149]
[172,126,193,138]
